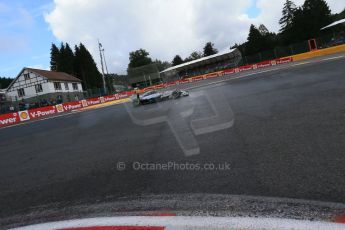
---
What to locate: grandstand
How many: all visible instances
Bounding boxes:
[127,63,162,88]
[160,48,242,82]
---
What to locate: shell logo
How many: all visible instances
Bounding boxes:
[20,112,28,119]
[56,104,64,113]
[18,111,30,121]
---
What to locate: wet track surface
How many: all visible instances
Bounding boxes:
[1,56,345,223]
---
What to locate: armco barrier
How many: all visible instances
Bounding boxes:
[0,112,20,127]
[290,44,345,61]
[62,101,83,111]
[86,97,101,106]
[28,105,58,119]
[0,92,133,128]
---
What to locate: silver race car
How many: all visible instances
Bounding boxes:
[139,90,163,104]
[132,90,189,106]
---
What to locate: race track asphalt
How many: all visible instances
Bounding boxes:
[1,55,345,223]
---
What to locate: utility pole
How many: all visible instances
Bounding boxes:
[102,49,109,75]
[98,40,107,94]
[102,48,112,93]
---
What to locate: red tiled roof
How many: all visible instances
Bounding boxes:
[27,68,82,82]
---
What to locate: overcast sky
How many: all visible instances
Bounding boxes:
[0,0,344,78]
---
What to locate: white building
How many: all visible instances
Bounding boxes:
[6,68,84,103]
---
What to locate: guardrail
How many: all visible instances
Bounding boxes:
[0,92,133,128]
[290,44,345,61]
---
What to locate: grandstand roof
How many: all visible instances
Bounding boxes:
[161,48,241,74]
[321,18,345,30]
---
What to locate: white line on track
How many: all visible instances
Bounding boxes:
[0,112,75,130]
[11,216,345,230]
[322,55,345,61]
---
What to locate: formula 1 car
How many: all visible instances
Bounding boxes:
[131,90,189,106]
[139,90,163,104]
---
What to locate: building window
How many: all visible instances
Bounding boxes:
[35,84,43,93]
[72,83,78,90]
[17,88,25,97]
[54,82,62,90]
[24,73,30,80]
[64,82,69,90]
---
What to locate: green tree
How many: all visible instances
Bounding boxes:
[74,43,102,90]
[203,42,218,57]
[332,8,345,21]
[49,42,102,90]
[0,77,13,89]
[280,7,304,43]
[287,0,332,43]
[154,59,171,72]
[244,24,277,55]
[279,0,297,33]
[258,24,270,35]
[58,42,65,72]
[172,55,184,66]
[50,43,60,71]
[59,43,75,74]
[185,51,203,62]
[245,24,264,54]
[74,45,87,86]
[128,49,153,69]
[301,0,332,38]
